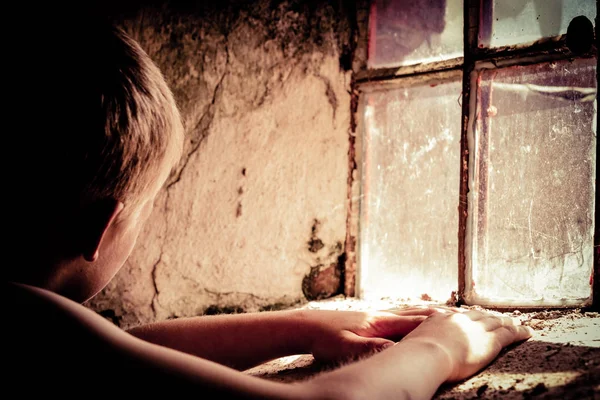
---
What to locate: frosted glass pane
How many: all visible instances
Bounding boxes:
[368,0,463,68]
[467,58,597,306]
[359,78,462,302]
[479,0,596,48]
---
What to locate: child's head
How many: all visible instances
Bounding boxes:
[11,14,184,301]
[42,21,184,218]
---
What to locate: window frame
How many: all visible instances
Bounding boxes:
[346,0,599,310]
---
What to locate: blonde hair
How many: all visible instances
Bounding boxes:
[20,20,184,219]
[82,26,184,214]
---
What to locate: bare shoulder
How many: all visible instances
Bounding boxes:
[4,282,169,394]
[4,282,297,398]
[6,281,128,340]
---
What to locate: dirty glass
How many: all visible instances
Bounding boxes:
[467,58,597,306]
[479,0,596,48]
[359,76,462,302]
[368,0,463,68]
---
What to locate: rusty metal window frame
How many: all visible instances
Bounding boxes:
[351,0,599,310]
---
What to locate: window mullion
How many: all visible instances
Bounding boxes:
[458,0,480,304]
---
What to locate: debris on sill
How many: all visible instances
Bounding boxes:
[247,297,600,399]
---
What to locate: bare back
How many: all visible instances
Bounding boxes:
[5,282,185,395]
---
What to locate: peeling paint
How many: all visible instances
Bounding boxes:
[97,309,123,326]
[303,242,345,301]
[308,239,324,253]
[203,304,245,315]
[259,300,303,312]
[302,263,343,301]
[307,219,325,253]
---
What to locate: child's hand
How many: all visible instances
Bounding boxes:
[400,309,533,382]
[304,306,452,364]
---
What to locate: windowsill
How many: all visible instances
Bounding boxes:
[245,296,600,399]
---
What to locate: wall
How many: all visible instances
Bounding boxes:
[86,0,357,328]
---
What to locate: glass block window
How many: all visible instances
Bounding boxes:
[360,76,462,301]
[467,58,597,306]
[479,0,596,48]
[357,0,597,308]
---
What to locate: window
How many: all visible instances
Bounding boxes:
[355,0,597,308]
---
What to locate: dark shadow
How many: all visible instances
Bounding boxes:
[251,335,600,399]
[434,340,600,399]
[436,368,599,399]
[370,0,448,66]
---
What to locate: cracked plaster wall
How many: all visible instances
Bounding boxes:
[87,1,356,328]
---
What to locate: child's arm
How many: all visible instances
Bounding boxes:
[307,309,533,399]
[126,307,441,370]
[123,307,530,400]
[11,283,531,399]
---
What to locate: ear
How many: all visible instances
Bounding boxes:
[80,198,124,262]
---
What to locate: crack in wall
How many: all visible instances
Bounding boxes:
[150,254,162,318]
[149,187,173,319]
[167,39,230,190]
[151,36,232,319]
[315,74,338,120]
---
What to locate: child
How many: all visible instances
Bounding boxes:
[6,15,532,399]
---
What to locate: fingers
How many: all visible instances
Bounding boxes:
[452,311,533,345]
[381,306,436,316]
[381,307,533,348]
[368,315,428,338]
[463,310,491,321]
[372,307,465,337]
[479,315,519,331]
[383,306,463,316]
[475,314,533,346]
[496,323,534,346]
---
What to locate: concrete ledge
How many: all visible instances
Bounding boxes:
[245,297,600,399]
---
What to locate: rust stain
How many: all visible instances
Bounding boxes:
[344,76,359,297]
[302,263,343,301]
